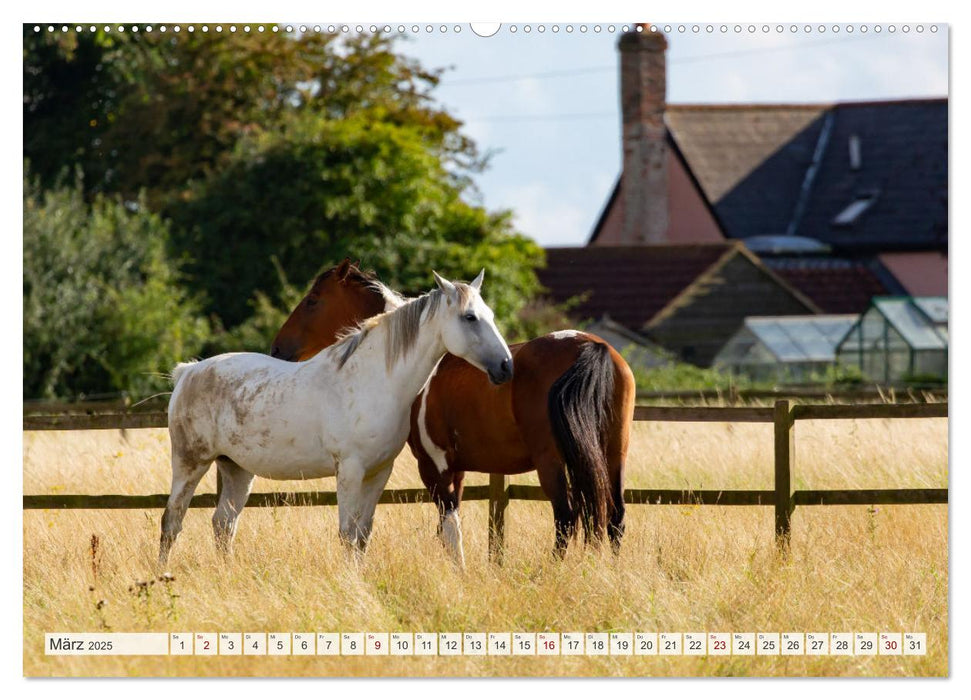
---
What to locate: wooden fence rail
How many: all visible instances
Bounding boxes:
[23,385,947,416]
[22,400,947,559]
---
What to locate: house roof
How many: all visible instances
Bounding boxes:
[763,256,903,314]
[538,242,819,331]
[665,98,948,253]
[540,244,733,329]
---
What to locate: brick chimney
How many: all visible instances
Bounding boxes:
[618,25,668,244]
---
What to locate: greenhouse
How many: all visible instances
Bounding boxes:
[713,315,858,383]
[836,297,948,383]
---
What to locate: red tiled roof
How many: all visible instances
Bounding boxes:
[538,244,735,329]
[765,258,892,314]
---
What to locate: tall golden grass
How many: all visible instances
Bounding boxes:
[23,415,948,677]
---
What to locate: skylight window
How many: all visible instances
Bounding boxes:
[848,134,862,170]
[832,190,879,226]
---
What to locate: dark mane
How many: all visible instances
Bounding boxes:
[312,264,379,288]
[312,264,405,310]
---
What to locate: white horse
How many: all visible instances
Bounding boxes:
[159,271,512,564]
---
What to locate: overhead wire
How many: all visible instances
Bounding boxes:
[450,33,893,123]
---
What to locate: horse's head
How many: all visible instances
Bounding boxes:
[433,270,513,385]
[271,258,389,361]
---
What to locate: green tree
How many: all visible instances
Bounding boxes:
[24,27,545,361]
[23,165,210,399]
[169,114,543,338]
[24,27,480,208]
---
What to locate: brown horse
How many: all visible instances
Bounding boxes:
[272,260,636,564]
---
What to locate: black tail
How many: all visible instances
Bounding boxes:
[547,341,615,543]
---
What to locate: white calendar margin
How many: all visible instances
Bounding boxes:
[11,2,963,699]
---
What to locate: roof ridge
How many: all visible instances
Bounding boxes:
[666,97,947,111]
[546,242,735,253]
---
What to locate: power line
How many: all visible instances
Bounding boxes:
[462,111,615,123]
[672,33,879,65]
[447,65,613,86]
[443,33,881,87]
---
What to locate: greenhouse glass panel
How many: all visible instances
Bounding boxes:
[913,350,947,379]
[754,323,802,362]
[862,348,884,381]
[715,329,760,364]
[836,297,949,382]
[914,297,948,324]
[875,298,947,350]
[793,327,838,361]
[860,309,884,346]
[888,347,911,380]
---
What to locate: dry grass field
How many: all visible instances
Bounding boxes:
[23,412,948,677]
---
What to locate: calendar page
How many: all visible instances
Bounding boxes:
[22,15,949,679]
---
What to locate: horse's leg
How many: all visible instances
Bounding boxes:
[159,453,212,565]
[212,457,256,556]
[607,448,627,555]
[535,455,576,558]
[607,362,635,554]
[336,459,394,553]
[430,468,466,569]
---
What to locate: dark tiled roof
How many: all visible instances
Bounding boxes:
[538,244,735,329]
[666,99,948,253]
[797,100,947,252]
[764,257,900,314]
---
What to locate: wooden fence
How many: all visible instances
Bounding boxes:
[23,400,948,560]
[23,385,947,417]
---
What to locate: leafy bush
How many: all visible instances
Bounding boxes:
[23,166,211,399]
[626,357,758,393]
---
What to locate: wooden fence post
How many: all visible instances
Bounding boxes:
[488,473,509,564]
[774,400,795,551]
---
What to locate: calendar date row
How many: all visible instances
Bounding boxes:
[46,632,927,657]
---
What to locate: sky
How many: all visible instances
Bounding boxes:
[396,24,949,247]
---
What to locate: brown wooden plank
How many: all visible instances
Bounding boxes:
[636,388,945,402]
[24,493,214,509]
[774,400,795,547]
[792,403,947,421]
[23,402,946,431]
[793,489,948,506]
[23,486,491,511]
[634,406,774,423]
[26,486,946,511]
[23,400,128,415]
[506,485,773,505]
[623,489,774,506]
[506,485,546,501]
[377,486,486,505]
[23,412,169,431]
[23,398,170,415]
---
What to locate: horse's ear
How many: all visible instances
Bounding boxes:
[433,271,456,297]
[336,258,352,281]
[470,269,485,291]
